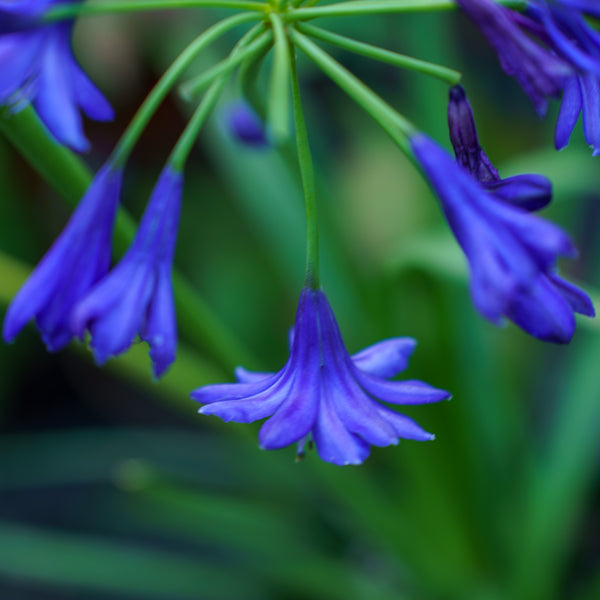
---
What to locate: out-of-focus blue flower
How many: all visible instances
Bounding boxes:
[3,163,123,351]
[411,132,595,343]
[0,0,113,151]
[455,0,572,116]
[224,101,268,147]
[72,168,182,378]
[192,287,449,466]
[448,84,552,211]
[525,1,600,153]
[0,0,50,33]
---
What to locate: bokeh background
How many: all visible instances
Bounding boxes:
[1,4,600,599]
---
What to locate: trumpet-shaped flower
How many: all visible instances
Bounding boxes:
[192,287,450,466]
[72,167,182,378]
[3,163,123,351]
[411,132,594,342]
[0,0,113,151]
[455,0,572,115]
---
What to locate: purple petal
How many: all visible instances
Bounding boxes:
[354,372,451,405]
[548,273,595,316]
[555,76,582,151]
[483,174,552,212]
[351,337,416,379]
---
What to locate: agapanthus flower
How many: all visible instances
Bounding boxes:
[0,0,114,151]
[455,0,572,115]
[72,167,182,378]
[448,84,552,211]
[525,1,600,153]
[225,101,268,147]
[3,163,123,351]
[411,132,594,343]
[192,287,450,466]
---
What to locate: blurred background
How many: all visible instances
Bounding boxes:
[1,4,600,599]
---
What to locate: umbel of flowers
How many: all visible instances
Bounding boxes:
[0,0,597,464]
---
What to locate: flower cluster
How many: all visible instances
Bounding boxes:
[3,164,183,378]
[1,0,597,465]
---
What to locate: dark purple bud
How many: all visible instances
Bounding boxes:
[448,85,499,182]
[225,101,268,148]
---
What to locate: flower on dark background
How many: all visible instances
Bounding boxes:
[225,101,268,148]
[3,163,123,351]
[455,0,572,116]
[192,287,450,466]
[72,167,182,378]
[0,0,113,151]
[526,0,600,153]
[411,131,594,343]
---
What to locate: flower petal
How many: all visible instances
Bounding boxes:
[351,337,416,379]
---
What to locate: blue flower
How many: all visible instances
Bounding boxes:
[71,167,182,378]
[525,1,600,153]
[3,163,123,351]
[455,0,572,115]
[0,0,114,152]
[448,84,552,211]
[192,287,450,466]
[411,132,595,343]
[225,101,268,148]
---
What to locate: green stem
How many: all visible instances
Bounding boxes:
[45,0,268,21]
[268,13,292,144]
[290,30,415,152]
[179,27,272,101]
[111,11,262,167]
[286,0,526,20]
[297,22,461,85]
[289,50,319,288]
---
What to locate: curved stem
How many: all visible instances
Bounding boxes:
[289,49,319,288]
[45,0,268,21]
[268,13,292,144]
[290,29,415,153]
[111,11,262,167]
[297,22,461,85]
[285,0,526,21]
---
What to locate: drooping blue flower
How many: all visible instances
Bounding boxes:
[525,1,600,153]
[224,101,268,147]
[411,132,595,343]
[448,84,552,211]
[71,167,182,378]
[192,287,450,466]
[0,0,114,152]
[455,0,572,115]
[3,163,123,351]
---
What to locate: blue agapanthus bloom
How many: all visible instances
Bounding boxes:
[411,132,595,343]
[525,0,600,153]
[455,0,572,116]
[448,84,552,211]
[3,163,123,351]
[72,167,182,378]
[0,0,114,151]
[192,287,450,466]
[225,101,268,147]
